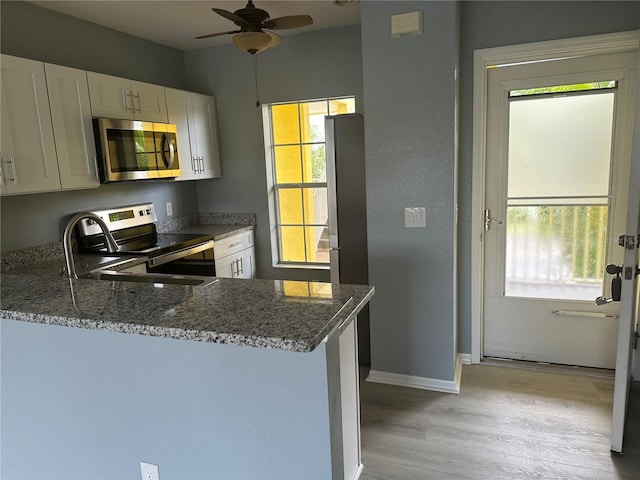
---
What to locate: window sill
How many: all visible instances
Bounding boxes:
[273,263,330,271]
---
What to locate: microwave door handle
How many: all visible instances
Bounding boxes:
[160,133,175,168]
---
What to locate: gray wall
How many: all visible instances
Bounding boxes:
[456,1,640,354]
[0,1,197,252]
[362,1,459,381]
[184,25,364,282]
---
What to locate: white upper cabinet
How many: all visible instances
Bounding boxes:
[87,71,168,122]
[166,88,222,181]
[1,55,61,194]
[45,64,99,190]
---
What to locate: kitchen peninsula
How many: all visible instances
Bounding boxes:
[0,253,373,479]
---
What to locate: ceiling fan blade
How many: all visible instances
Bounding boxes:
[195,30,240,40]
[265,31,282,48]
[212,7,249,26]
[263,15,313,30]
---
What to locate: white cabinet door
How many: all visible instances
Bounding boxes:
[236,247,255,279]
[44,64,99,190]
[339,319,362,479]
[87,72,167,122]
[0,55,60,194]
[165,88,199,181]
[215,253,238,278]
[131,80,168,122]
[191,93,221,179]
[167,88,222,181]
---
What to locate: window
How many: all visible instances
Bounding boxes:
[263,97,356,267]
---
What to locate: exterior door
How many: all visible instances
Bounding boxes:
[611,49,640,454]
[483,51,637,369]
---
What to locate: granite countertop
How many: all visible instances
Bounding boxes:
[1,213,373,352]
[0,272,373,352]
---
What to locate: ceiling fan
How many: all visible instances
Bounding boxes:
[196,1,314,54]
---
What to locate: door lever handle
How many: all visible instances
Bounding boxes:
[484,209,504,231]
[605,264,622,301]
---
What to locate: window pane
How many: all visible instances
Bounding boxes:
[300,144,326,183]
[307,226,329,263]
[274,145,302,184]
[304,187,328,225]
[300,101,328,143]
[329,98,355,115]
[505,205,607,300]
[311,144,326,182]
[272,104,300,144]
[277,188,303,224]
[508,92,614,198]
[279,226,306,262]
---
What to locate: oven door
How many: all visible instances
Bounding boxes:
[153,123,181,179]
[146,240,215,276]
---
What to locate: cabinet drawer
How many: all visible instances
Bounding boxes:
[214,230,254,260]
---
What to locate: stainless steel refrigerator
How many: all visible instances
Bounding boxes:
[326,113,370,365]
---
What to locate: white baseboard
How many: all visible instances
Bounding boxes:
[459,353,472,364]
[367,353,465,394]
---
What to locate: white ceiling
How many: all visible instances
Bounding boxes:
[29,1,362,51]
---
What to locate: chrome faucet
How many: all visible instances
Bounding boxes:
[63,212,118,279]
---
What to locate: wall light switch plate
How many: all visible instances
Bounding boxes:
[165,201,173,217]
[140,462,159,480]
[405,207,426,228]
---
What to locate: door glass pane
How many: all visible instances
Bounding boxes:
[505,205,608,300]
[504,88,615,301]
[508,92,614,198]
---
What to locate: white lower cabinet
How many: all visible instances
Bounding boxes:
[214,230,255,279]
[166,88,222,181]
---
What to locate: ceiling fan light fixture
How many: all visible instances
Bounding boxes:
[233,32,272,54]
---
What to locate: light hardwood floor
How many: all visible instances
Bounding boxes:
[359,364,640,479]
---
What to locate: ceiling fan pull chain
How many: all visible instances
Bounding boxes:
[253,54,261,107]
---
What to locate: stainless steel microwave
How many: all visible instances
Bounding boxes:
[94,118,181,182]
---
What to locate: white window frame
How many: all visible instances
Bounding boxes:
[262,96,355,268]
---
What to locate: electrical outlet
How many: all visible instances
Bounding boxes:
[165,201,173,217]
[140,461,159,480]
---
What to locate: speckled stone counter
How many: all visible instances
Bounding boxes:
[0,272,373,352]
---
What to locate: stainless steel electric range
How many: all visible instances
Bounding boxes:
[76,203,215,276]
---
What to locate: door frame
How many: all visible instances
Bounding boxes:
[471,30,640,364]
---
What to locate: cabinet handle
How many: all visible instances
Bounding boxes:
[123,91,135,112]
[199,156,205,174]
[238,257,243,275]
[191,156,196,172]
[3,156,17,183]
[121,89,128,110]
[133,92,141,113]
[228,241,242,249]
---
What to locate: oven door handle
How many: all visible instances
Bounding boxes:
[147,240,213,268]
